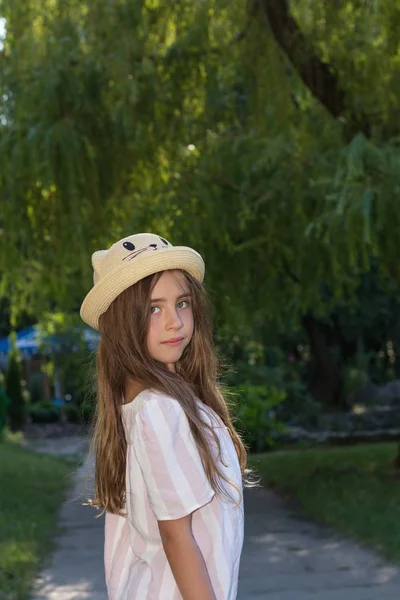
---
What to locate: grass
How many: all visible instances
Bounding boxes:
[249,442,400,562]
[0,439,77,600]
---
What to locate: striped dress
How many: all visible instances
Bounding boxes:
[104,389,244,599]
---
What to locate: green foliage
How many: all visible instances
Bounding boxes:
[61,346,94,405]
[64,403,80,424]
[233,384,286,453]
[1,426,24,445]
[5,334,26,431]
[4,1,400,413]
[0,371,10,438]
[341,367,370,400]
[0,441,73,599]
[79,400,95,426]
[28,401,60,424]
[2,0,400,329]
[28,372,45,404]
[63,400,94,425]
[37,311,96,402]
[222,337,321,425]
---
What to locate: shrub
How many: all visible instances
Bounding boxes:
[341,367,370,403]
[29,401,60,424]
[5,344,26,432]
[64,403,80,424]
[275,382,322,428]
[0,372,10,439]
[80,401,96,426]
[64,399,96,425]
[226,357,318,427]
[233,385,286,453]
[61,346,95,406]
[28,373,45,404]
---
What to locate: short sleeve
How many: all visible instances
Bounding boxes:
[134,394,215,521]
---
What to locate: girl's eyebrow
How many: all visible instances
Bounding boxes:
[150,292,191,303]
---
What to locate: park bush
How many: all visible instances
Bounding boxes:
[64,403,81,423]
[5,346,26,432]
[61,346,94,406]
[340,366,370,403]
[29,401,60,424]
[232,384,286,453]
[80,401,96,425]
[226,350,321,429]
[28,373,45,405]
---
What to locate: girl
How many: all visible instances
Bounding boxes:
[80,232,247,600]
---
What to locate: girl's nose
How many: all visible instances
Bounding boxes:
[166,309,183,329]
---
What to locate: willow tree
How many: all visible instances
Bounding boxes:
[2,1,400,405]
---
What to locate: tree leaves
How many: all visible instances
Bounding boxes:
[2,0,400,332]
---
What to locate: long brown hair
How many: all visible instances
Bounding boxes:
[90,269,249,515]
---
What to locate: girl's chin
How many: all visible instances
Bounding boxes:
[153,348,184,366]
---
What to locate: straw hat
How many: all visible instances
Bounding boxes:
[80,233,205,330]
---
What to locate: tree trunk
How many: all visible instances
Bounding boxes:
[393,443,400,472]
[302,314,343,409]
[258,0,370,138]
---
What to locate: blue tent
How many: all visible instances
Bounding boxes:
[0,325,100,359]
[0,327,38,357]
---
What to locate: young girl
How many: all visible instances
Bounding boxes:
[80,232,247,600]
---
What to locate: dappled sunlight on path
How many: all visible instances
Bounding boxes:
[238,488,400,599]
[32,458,400,600]
[32,455,107,600]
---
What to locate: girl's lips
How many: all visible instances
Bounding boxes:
[162,337,184,346]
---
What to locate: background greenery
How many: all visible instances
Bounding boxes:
[2,4,400,590]
[0,439,77,600]
[2,1,400,442]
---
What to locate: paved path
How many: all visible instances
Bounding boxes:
[32,448,400,600]
[239,488,400,599]
[33,459,105,600]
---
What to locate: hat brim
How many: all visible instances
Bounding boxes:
[80,246,205,330]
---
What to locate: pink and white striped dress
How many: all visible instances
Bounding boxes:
[104,389,244,600]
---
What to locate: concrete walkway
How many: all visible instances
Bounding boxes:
[32,448,400,600]
[239,489,400,599]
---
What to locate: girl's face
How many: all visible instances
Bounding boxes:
[147,270,194,372]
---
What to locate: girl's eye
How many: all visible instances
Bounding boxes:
[177,300,189,309]
[151,306,160,314]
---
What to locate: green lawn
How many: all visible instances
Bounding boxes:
[249,442,400,562]
[0,441,76,600]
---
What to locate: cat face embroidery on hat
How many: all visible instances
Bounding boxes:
[92,233,172,285]
[121,234,171,261]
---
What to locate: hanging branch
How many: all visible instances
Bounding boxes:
[259,0,345,118]
[257,0,371,137]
